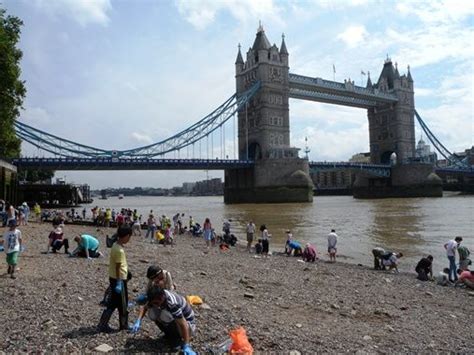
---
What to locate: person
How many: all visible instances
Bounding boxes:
[97,226,133,332]
[104,208,112,228]
[82,208,86,220]
[203,218,212,249]
[246,220,256,252]
[327,229,338,263]
[132,219,142,236]
[254,239,263,255]
[302,243,317,262]
[2,219,22,279]
[0,199,7,226]
[436,268,452,286]
[133,286,196,354]
[285,240,303,257]
[46,226,69,254]
[444,237,462,282]
[456,269,474,289]
[457,245,471,271]
[145,214,157,240]
[286,229,293,241]
[415,255,433,281]
[70,234,101,258]
[6,204,17,226]
[33,202,41,222]
[222,219,231,235]
[22,202,30,225]
[372,247,386,270]
[260,224,270,257]
[382,252,403,273]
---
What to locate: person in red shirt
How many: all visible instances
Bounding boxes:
[46,227,69,254]
[456,270,474,289]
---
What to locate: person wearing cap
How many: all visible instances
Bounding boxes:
[132,265,176,332]
[133,285,196,354]
[46,226,69,254]
[2,219,22,279]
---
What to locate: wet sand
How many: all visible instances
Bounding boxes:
[0,222,473,353]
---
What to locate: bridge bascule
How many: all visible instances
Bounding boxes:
[12,26,471,203]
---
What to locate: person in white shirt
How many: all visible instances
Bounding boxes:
[2,219,22,279]
[327,229,338,263]
[246,221,256,252]
[444,237,462,282]
[382,252,403,273]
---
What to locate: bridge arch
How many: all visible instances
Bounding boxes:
[248,142,262,160]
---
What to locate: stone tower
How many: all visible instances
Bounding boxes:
[225,26,313,203]
[367,59,415,164]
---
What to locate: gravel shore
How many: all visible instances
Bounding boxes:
[1,222,473,353]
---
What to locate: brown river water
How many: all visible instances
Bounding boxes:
[83,192,473,272]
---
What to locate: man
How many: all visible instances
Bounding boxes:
[327,229,338,262]
[135,286,196,355]
[415,255,433,281]
[444,237,462,282]
[246,220,256,252]
[285,240,303,256]
[47,226,69,254]
[458,245,471,271]
[222,219,231,235]
[70,234,101,258]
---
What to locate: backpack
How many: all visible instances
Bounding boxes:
[458,246,470,260]
[106,234,117,248]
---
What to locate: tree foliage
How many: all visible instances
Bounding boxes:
[0,7,26,159]
[18,168,55,183]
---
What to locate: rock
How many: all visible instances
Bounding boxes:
[244,293,254,299]
[385,325,395,332]
[200,271,207,276]
[200,303,211,310]
[295,323,302,328]
[95,344,113,353]
[138,259,149,263]
[289,350,301,355]
[384,278,392,283]
[77,296,84,301]
[363,335,372,341]
[425,291,433,296]
[246,285,255,290]
[400,306,408,311]
[330,303,340,310]
[450,314,456,318]
[468,291,474,297]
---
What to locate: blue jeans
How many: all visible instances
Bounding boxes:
[448,255,457,281]
[145,226,156,239]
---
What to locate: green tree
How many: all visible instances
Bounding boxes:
[0,7,26,159]
[17,168,54,183]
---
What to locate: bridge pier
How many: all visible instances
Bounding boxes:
[353,163,442,198]
[224,159,313,203]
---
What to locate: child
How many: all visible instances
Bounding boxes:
[3,219,22,279]
[97,226,133,332]
[260,225,270,257]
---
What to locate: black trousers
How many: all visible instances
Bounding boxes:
[52,239,69,253]
[100,278,128,330]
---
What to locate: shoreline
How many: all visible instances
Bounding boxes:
[1,222,473,353]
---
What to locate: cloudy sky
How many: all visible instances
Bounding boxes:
[4,0,473,188]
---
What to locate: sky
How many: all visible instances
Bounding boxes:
[3,0,474,189]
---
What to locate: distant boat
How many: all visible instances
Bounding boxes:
[100,189,108,200]
[118,194,124,199]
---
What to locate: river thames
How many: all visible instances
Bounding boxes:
[84,192,473,272]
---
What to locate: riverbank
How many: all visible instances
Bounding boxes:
[1,223,473,353]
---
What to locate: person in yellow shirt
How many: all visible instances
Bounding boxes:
[97,226,132,332]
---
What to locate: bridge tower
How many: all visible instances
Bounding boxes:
[224,26,313,203]
[368,59,415,164]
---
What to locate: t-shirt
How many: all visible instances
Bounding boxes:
[261,229,269,240]
[383,254,398,266]
[289,241,301,249]
[80,234,99,251]
[49,230,63,242]
[415,258,432,273]
[3,229,21,254]
[109,242,127,279]
[246,223,255,234]
[459,271,474,282]
[445,240,458,257]
[458,246,470,260]
[327,232,338,248]
[163,290,195,322]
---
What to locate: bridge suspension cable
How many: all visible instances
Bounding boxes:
[14,81,261,159]
[414,110,465,167]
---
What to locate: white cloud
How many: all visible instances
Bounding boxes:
[337,25,368,48]
[33,0,112,26]
[174,0,283,30]
[131,132,153,144]
[396,0,474,25]
[21,106,51,125]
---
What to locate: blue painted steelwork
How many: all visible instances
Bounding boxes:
[309,161,391,177]
[435,167,474,176]
[14,81,261,159]
[12,157,255,171]
[289,73,398,107]
[414,110,467,168]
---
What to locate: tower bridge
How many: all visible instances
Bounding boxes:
[11,26,470,203]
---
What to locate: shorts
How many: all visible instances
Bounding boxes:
[204,230,212,241]
[328,247,336,254]
[6,251,19,265]
[246,233,254,243]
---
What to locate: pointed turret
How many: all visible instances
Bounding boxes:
[252,23,271,50]
[377,57,396,89]
[366,71,372,88]
[280,33,288,55]
[407,65,413,82]
[235,44,244,65]
[394,62,400,79]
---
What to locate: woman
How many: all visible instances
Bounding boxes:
[260,224,270,257]
[203,218,212,249]
[145,214,157,240]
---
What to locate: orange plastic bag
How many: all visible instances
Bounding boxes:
[229,326,253,354]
